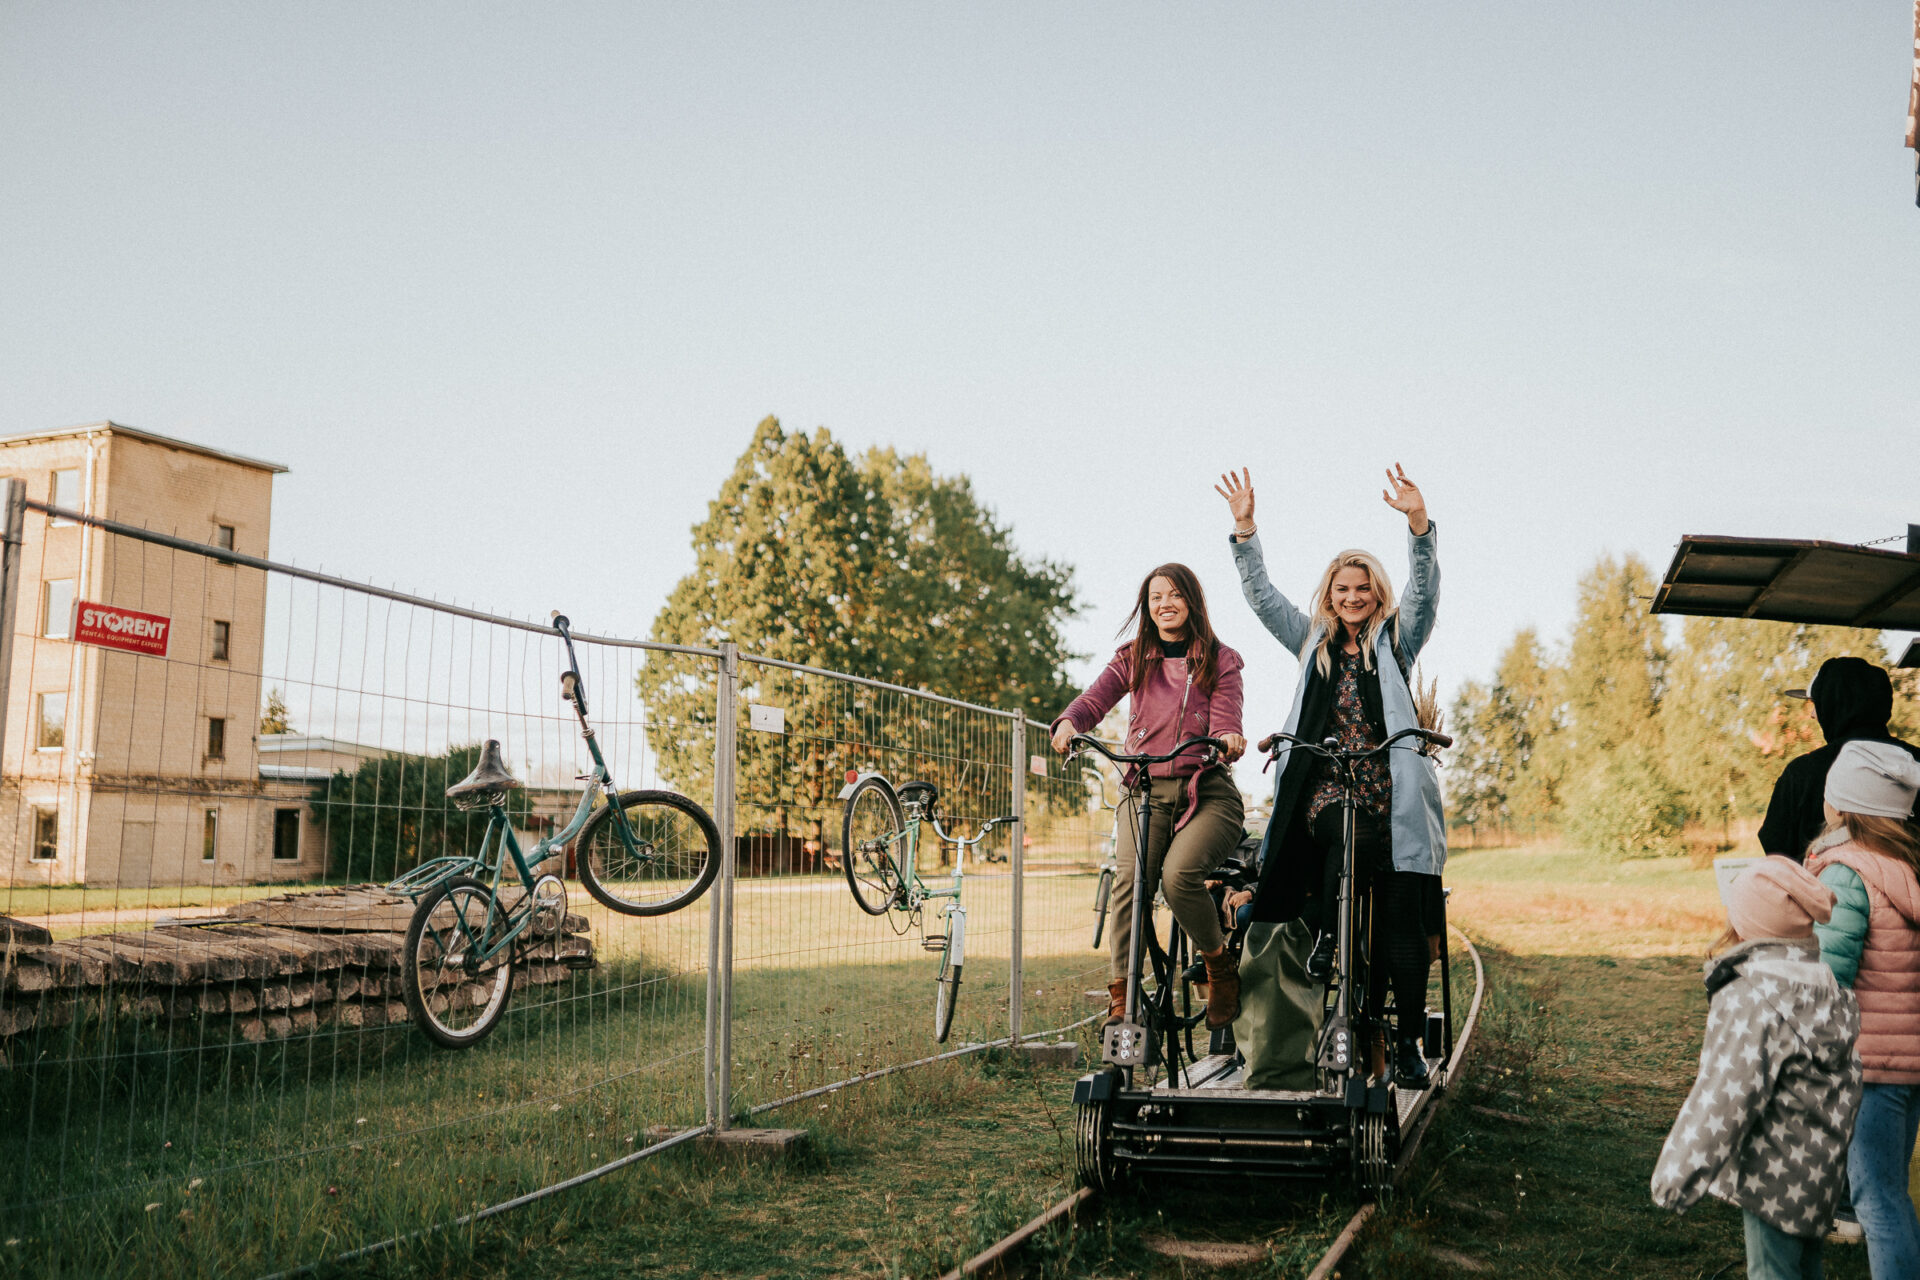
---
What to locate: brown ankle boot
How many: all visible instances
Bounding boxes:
[1202,950,1240,1028]
[1102,978,1128,1028]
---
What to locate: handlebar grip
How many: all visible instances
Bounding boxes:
[1257,732,1283,755]
[992,814,1019,825]
[1424,731,1454,749]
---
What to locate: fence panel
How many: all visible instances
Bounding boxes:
[0,513,716,1278]
[1014,719,1115,1039]
[721,659,1020,1116]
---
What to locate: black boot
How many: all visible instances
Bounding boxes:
[1393,1033,1431,1089]
[1305,930,1336,985]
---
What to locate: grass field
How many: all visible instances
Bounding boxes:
[7,843,1910,1277]
[0,869,1109,1280]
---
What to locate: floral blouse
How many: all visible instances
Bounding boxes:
[1305,648,1392,826]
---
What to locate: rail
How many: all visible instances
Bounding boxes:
[938,926,1488,1280]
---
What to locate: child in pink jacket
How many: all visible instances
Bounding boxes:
[1808,740,1920,1279]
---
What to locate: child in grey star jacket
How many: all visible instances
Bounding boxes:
[1651,856,1863,1280]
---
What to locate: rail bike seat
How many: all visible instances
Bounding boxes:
[897,780,940,812]
[446,739,524,804]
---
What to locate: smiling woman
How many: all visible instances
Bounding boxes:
[1221,464,1447,1084]
[1048,561,1248,1031]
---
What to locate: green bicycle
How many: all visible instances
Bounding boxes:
[840,773,1016,1043]
[390,613,720,1049]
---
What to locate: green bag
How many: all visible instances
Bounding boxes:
[1230,920,1324,1091]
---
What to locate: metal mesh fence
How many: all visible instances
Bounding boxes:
[0,507,718,1278]
[725,658,1022,1115]
[0,494,1123,1278]
[1013,718,1115,1043]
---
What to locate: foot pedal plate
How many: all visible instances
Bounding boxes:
[1102,1020,1148,1066]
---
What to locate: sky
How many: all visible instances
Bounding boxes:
[3,3,1916,789]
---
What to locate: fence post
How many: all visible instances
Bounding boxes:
[705,641,740,1131]
[0,480,23,759]
[1008,716,1027,1045]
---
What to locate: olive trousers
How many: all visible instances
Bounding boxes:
[1108,769,1245,981]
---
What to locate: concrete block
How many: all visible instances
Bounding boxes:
[1012,1040,1080,1067]
[643,1125,809,1162]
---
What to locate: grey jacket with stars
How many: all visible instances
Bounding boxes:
[1650,938,1863,1237]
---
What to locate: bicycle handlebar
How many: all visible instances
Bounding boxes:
[553,612,588,715]
[930,813,1020,848]
[1066,733,1228,769]
[1256,725,1452,760]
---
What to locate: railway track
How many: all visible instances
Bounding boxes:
[939,927,1488,1280]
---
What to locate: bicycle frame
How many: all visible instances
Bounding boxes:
[1067,734,1225,1083]
[388,614,654,962]
[1257,725,1451,1081]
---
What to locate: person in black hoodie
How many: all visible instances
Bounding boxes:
[1758,656,1920,862]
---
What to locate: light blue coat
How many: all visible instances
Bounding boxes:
[1230,526,1447,877]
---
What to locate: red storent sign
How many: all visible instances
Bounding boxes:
[71,601,172,657]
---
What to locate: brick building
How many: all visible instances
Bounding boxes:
[0,422,333,887]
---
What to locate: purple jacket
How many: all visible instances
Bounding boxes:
[1053,641,1245,830]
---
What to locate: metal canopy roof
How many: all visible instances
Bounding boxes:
[1651,535,1920,631]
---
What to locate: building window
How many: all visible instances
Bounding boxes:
[31,808,57,861]
[206,717,226,760]
[202,809,219,862]
[37,692,65,749]
[42,579,74,639]
[211,620,230,662]
[214,524,235,551]
[50,469,78,523]
[273,808,301,861]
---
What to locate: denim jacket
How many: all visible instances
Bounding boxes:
[1230,524,1446,876]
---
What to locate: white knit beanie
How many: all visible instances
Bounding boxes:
[1825,740,1920,819]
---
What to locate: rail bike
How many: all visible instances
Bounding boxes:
[1068,726,1457,1201]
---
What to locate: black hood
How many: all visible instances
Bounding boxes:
[1809,656,1893,743]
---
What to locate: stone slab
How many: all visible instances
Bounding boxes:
[643,1125,809,1162]
[0,916,52,945]
[1012,1040,1080,1067]
[1141,1236,1268,1266]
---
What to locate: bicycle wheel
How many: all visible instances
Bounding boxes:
[842,775,905,915]
[577,790,720,916]
[403,875,515,1050]
[933,936,962,1044]
[1090,865,1114,949]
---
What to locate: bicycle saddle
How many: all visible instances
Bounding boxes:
[896,780,940,811]
[446,739,524,802]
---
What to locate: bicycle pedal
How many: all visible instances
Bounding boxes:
[558,951,597,971]
[921,935,948,952]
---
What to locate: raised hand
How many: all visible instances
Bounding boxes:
[1214,468,1256,534]
[1382,463,1429,535]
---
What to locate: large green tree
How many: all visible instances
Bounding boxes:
[1660,618,1888,837]
[1557,555,1689,856]
[639,418,1080,851]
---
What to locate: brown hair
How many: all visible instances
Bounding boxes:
[1119,563,1220,698]
[1836,813,1920,875]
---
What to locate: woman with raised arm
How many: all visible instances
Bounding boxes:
[1216,465,1444,1087]
[1050,564,1248,1031]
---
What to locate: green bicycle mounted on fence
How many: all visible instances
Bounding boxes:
[839,773,1016,1043]
[388,613,720,1049]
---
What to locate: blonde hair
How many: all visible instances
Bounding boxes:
[1828,812,1920,876]
[1306,549,1400,679]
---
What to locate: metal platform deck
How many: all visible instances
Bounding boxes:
[1154,1051,1445,1131]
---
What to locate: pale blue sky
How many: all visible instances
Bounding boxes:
[4,3,1916,778]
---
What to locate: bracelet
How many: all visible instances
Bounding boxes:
[1233,523,1257,540]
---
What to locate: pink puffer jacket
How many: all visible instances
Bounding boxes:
[1808,839,1920,1083]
